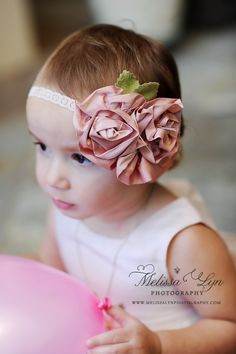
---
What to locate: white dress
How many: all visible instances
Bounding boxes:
[54,179,235,331]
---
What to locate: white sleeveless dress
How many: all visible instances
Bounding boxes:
[53,180,226,331]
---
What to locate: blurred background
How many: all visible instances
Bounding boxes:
[0,0,235,256]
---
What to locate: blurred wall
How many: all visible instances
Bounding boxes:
[30,0,92,50]
[87,0,186,43]
[0,0,38,79]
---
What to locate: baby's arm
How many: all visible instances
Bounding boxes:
[36,205,66,272]
[157,224,236,354]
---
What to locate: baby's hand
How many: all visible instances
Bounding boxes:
[86,304,162,353]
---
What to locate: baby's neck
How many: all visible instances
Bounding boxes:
[83,182,176,238]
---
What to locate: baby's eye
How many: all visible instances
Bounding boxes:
[33,142,47,152]
[71,153,93,166]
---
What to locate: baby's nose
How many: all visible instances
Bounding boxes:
[46,159,70,190]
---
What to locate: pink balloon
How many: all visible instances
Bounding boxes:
[0,255,105,354]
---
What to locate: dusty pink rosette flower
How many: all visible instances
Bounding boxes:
[73,85,183,185]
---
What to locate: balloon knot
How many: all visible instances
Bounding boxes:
[97,297,112,311]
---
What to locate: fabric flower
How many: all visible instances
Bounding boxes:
[73,82,183,185]
[116,98,183,184]
[73,85,145,170]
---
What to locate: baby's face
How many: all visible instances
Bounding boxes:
[26,94,128,220]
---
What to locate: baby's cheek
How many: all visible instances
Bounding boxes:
[35,159,47,191]
[73,180,107,211]
[71,167,120,211]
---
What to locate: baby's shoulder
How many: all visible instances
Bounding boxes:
[166,223,236,324]
[167,223,231,277]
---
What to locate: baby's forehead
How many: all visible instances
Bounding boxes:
[27,96,79,149]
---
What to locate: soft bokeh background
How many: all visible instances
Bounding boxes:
[0,0,236,256]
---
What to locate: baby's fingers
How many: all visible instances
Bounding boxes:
[87,342,130,354]
[104,317,121,330]
[103,310,121,330]
[86,327,129,349]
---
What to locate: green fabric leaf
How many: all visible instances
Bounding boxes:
[116,70,159,100]
[116,70,140,93]
[135,82,159,101]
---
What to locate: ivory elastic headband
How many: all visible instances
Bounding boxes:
[28,86,75,112]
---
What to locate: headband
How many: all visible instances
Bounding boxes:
[28,70,183,185]
[28,86,76,111]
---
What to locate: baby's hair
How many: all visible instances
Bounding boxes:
[35,23,184,168]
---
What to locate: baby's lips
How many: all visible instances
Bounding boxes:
[97,297,112,311]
